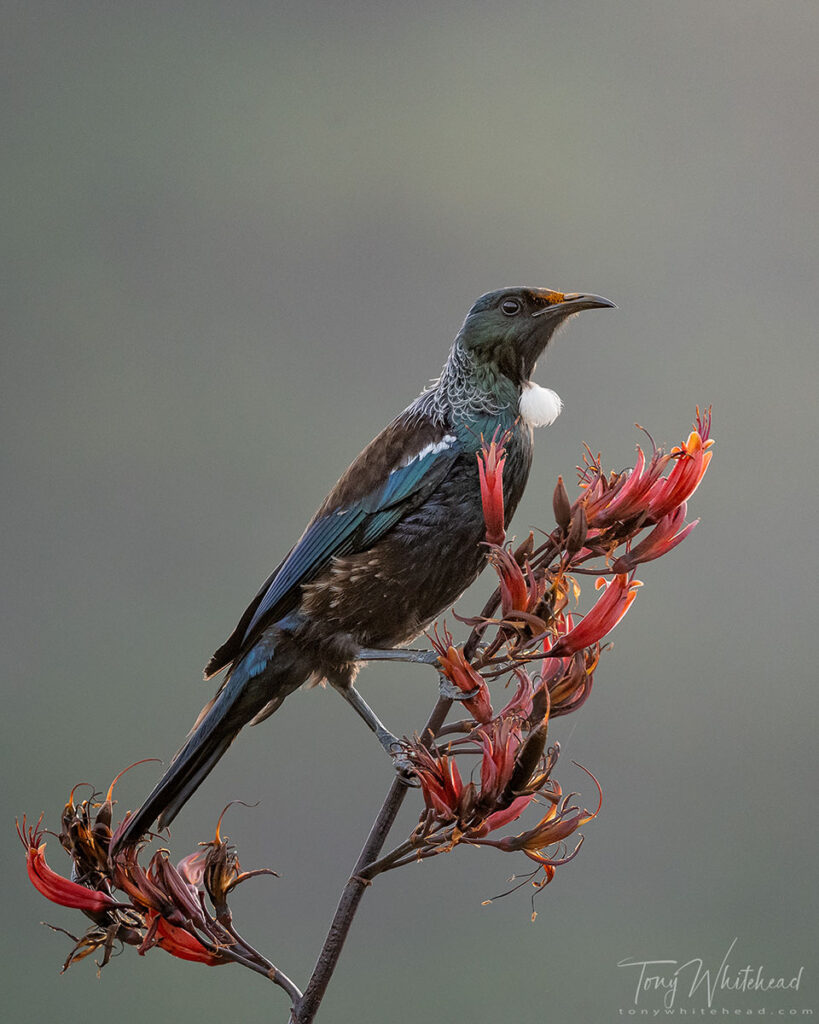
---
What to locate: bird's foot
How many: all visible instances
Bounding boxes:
[438,676,481,702]
[391,748,420,787]
[376,730,418,785]
[357,647,441,666]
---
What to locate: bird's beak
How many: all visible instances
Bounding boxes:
[531,292,617,316]
[519,289,616,380]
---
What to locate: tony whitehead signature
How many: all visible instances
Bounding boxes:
[618,937,805,1009]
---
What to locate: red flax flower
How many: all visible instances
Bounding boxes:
[478,718,523,806]
[647,421,714,519]
[115,846,227,968]
[408,744,469,821]
[17,815,118,914]
[580,409,714,532]
[127,848,224,965]
[430,626,493,723]
[140,913,227,965]
[403,740,536,841]
[499,668,535,720]
[57,760,159,888]
[611,501,698,573]
[479,795,534,835]
[20,773,285,980]
[535,647,598,719]
[113,820,273,967]
[492,770,602,870]
[176,849,208,887]
[197,804,278,922]
[581,443,669,528]
[477,431,508,546]
[488,545,548,627]
[403,726,539,840]
[546,574,641,659]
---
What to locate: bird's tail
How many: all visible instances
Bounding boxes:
[113,648,299,850]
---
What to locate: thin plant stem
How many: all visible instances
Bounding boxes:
[290,696,452,1024]
[225,922,304,1003]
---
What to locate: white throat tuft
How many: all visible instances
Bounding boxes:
[519,381,563,428]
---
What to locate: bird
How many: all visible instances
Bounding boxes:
[114,286,614,849]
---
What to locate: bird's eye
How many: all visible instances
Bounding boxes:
[500,298,522,316]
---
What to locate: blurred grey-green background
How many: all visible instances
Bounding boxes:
[4,2,817,1021]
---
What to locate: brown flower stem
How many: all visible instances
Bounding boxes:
[360,824,454,877]
[223,923,304,1003]
[194,935,279,983]
[266,964,305,1004]
[358,822,450,879]
[363,849,439,873]
[222,949,278,979]
[290,695,453,1024]
[433,720,474,738]
[463,588,501,660]
[357,840,418,879]
[227,949,302,999]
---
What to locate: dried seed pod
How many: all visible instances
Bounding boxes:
[565,505,588,557]
[501,722,549,803]
[553,476,572,531]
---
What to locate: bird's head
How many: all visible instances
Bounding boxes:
[456,287,615,385]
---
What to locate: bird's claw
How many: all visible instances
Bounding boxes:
[438,676,480,702]
[389,743,419,786]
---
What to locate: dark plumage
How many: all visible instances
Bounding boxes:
[114,286,614,849]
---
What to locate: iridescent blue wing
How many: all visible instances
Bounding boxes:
[205,419,460,676]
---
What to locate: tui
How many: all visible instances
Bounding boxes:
[115,287,614,848]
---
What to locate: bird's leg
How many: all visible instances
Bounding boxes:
[356,647,440,665]
[357,647,481,701]
[330,681,416,779]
